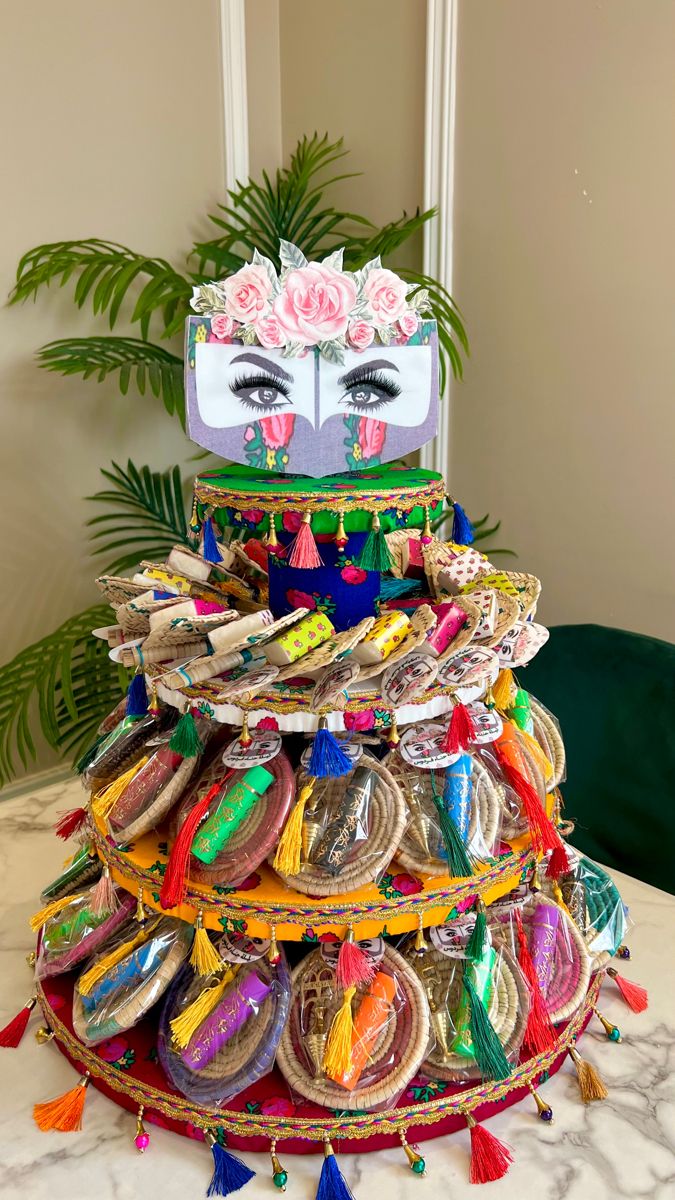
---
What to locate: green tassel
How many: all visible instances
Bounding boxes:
[356,513,393,572]
[169,711,203,758]
[430,785,474,878]
[465,898,487,961]
[463,972,512,1081]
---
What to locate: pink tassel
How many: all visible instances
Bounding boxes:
[336,930,376,989]
[607,967,648,1012]
[285,512,323,569]
[54,807,88,841]
[466,1112,513,1183]
[442,702,475,755]
[90,866,118,916]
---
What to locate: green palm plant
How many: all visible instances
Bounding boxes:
[0,133,489,787]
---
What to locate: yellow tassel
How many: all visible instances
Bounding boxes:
[78,921,157,996]
[91,756,149,821]
[273,782,315,875]
[492,669,515,711]
[170,966,238,1047]
[29,892,86,933]
[323,985,356,1078]
[190,913,222,977]
[568,1046,608,1102]
[518,728,554,782]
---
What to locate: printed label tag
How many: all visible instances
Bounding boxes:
[399,722,460,770]
[321,936,385,967]
[493,623,522,666]
[311,660,360,712]
[222,729,281,768]
[381,652,438,707]
[437,647,499,687]
[429,916,486,959]
[466,702,504,745]
[218,932,270,963]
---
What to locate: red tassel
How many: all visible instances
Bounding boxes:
[285,512,323,569]
[336,930,376,989]
[466,1112,513,1183]
[495,746,569,875]
[607,967,648,1013]
[159,773,233,910]
[34,1073,90,1131]
[54,807,88,841]
[0,997,36,1048]
[513,910,556,1054]
[442,702,475,755]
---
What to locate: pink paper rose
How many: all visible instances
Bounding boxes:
[398,310,419,339]
[223,264,272,323]
[274,264,357,345]
[255,313,286,349]
[210,313,235,340]
[347,319,375,350]
[364,267,408,326]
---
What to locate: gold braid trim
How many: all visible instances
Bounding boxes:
[36,974,601,1142]
[194,479,446,517]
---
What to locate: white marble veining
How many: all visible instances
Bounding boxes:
[0,777,673,1200]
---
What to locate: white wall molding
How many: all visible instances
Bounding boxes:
[219,0,250,194]
[420,0,458,480]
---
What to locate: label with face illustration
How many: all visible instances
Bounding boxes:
[399,722,460,770]
[465,702,504,745]
[381,652,438,706]
[430,917,489,959]
[321,936,385,967]
[311,661,360,712]
[222,729,282,768]
[437,647,499,688]
[185,320,439,476]
[218,932,270,963]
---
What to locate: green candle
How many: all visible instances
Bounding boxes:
[190,766,274,864]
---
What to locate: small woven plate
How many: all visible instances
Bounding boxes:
[96,575,154,606]
[529,698,566,788]
[276,942,430,1111]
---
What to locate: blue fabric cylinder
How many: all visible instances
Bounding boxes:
[267,532,380,632]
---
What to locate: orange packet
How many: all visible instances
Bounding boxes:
[495,719,530,777]
[331,970,397,1091]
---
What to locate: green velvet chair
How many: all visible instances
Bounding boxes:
[522,624,675,895]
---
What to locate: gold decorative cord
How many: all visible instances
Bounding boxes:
[193,479,446,517]
[36,974,601,1141]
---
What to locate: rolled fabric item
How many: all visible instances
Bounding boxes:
[329,971,398,1090]
[263,612,335,667]
[208,609,274,652]
[442,754,473,844]
[41,846,101,902]
[181,971,272,1070]
[163,647,265,689]
[561,874,588,937]
[190,766,275,864]
[125,641,207,667]
[148,597,231,630]
[401,537,426,579]
[452,945,497,1058]
[421,602,468,657]
[312,767,376,875]
[351,611,412,665]
[529,902,560,997]
[434,547,486,593]
[167,544,234,579]
[108,741,184,830]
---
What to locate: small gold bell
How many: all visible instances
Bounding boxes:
[35,1026,54,1045]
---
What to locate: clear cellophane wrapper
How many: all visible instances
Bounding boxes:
[72,915,192,1046]
[389,752,503,877]
[400,919,530,1082]
[40,845,101,902]
[36,885,136,979]
[275,754,409,896]
[106,718,213,845]
[488,889,591,1024]
[83,708,176,791]
[276,940,430,1112]
[171,747,295,888]
[557,850,629,969]
[158,937,291,1106]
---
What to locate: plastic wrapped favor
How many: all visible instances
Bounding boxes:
[36,885,136,979]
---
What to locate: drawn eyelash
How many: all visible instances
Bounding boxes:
[230,372,291,399]
[339,367,402,398]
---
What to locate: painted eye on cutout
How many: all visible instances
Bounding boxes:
[230,372,292,411]
[338,365,402,411]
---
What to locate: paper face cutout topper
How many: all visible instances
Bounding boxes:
[185,241,438,476]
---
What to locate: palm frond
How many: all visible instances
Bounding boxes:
[0,605,125,786]
[10,240,194,340]
[86,460,189,573]
[37,337,185,425]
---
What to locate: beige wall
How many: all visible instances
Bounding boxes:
[0,0,226,769]
[452,0,675,641]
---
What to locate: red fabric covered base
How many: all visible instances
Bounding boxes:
[39,971,593,1156]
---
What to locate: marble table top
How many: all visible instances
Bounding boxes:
[0,775,673,1200]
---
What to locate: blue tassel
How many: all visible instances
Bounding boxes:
[308,718,353,779]
[125,672,148,718]
[378,577,423,601]
[316,1142,354,1200]
[206,1132,255,1197]
[452,500,475,545]
[202,517,223,563]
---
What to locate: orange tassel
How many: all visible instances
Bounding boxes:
[34,1073,90,1131]
[606,967,648,1012]
[495,736,569,876]
[465,1111,513,1183]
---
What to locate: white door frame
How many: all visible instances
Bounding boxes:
[419,0,458,480]
[219,0,250,194]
